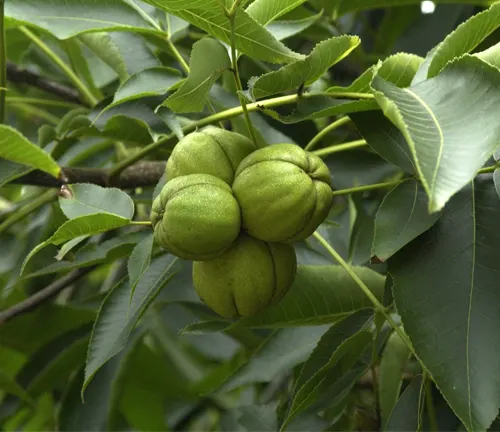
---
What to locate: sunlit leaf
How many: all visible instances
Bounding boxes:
[59,184,135,220]
[5,0,160,39]
[163,38,231,112]
[372,55,500,212]
[142,0,303,64]
[249,36,360,99]
[0,126,60,179]
[246,0,308,25]
[21,214,131,275]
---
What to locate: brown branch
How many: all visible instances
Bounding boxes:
[12,161,166,189]
[0,266,96,326]
[6,62,87,106]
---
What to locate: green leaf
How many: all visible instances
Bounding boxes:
[427,2,500,79]
[384,375,424,432]
[55,236,89,261]
[0,305,95,354]
[23,231,147,278]
[230,265,385,328]
[262,96,377,124]
[372,55,500,212]
[349,110,416,174]
[294,310,373,392]
[0,370,34,405]
[246,0,308,25]
[127,233,154,296]
[21,214,131,275]
[220,326,329,392]
[79,32,128,82]
[142,0,304,64]
[0,160,31,188]
[249,36,360,99]
[109,66,181,109]
[59,335,140,431]
[163,38,230,112]
[5,0,160,39]
[349,197,376,266]
[282,330,372,429]
[475,41,500,70]
[83,254,180,392]
[373,179,441,262]
[376,52,424,87]
[266,9,322,41]
[389,179,500,431]
[379,330,412,428]
[59,184,135,220]
[0,126,60,178]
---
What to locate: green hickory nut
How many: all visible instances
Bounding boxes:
[233,143,333,243]
[193,232,297,318]
[151,173,240,261]
[165,126,256,185]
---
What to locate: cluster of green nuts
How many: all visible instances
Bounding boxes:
[151,126,333,318]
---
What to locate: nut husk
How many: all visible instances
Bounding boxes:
[151,173,240,260]
[166,126,256,185]
[193,233,297,317]
[233,143,333,243]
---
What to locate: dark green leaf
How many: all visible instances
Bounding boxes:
[349,110,416,174]
[384,375,424,432]
[389,179,500,431]
[127,233,154,295]
[379,330,412,428]
[282,330,372,429]
[373,179,441,261]
[220,326,329,392]
[294,310,373,392]
[83,254,180,391]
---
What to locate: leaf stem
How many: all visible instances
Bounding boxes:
[0,189,58,236]
[331,179,404,197]
[425,375,438,432]
[108,94,298,178]
[312,139,367,157]
[130,221,152,226]
[108,90,374,179]
[305,116,352,151]
[6,96,81,109]
[19,26,97,106]
[312,231,417,358]
[478,162,500,174]
[228,2,259,148]
[167,39,190,74]
[0,0,6,124]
